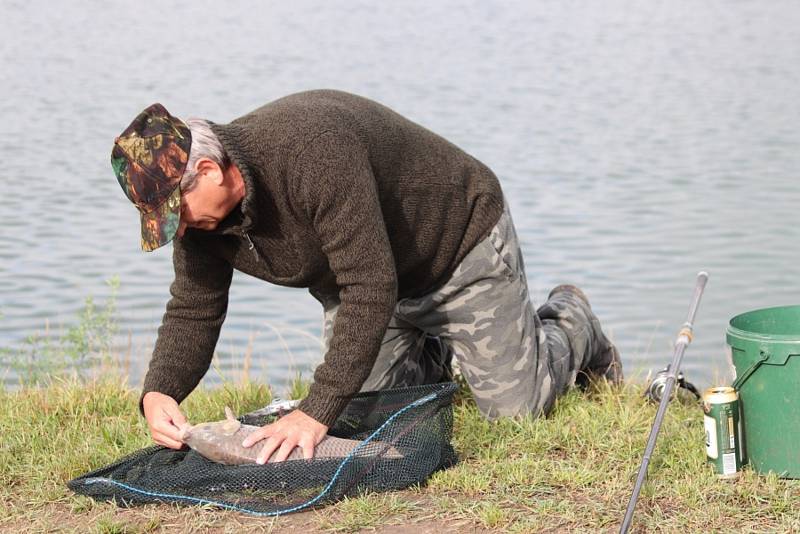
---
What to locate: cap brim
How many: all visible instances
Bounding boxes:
[140,186,181,251]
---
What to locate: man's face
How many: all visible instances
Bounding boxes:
[177,166,240,237]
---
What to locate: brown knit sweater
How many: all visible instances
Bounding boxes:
[141,90,503,426]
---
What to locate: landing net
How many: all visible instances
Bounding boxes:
[68,382,458,515]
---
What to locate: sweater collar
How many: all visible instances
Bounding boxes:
[208,122,259,235]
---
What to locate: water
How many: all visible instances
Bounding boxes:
[2,1,799,393]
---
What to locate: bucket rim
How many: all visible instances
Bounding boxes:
[727,304,800,343]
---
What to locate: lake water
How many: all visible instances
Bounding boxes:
[2,1,799,394]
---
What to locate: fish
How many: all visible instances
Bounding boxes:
[179,407,403,465]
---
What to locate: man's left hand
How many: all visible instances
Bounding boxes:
[241,409,328,463]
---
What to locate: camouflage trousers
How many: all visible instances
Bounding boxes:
[319,202,607,420]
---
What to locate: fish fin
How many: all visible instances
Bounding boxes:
[178,423,193,442]
[221,420,241,435]
[221,407,241,435]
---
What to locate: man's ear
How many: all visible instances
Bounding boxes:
[195,158,224,185]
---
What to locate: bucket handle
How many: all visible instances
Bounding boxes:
[732,350,770,390]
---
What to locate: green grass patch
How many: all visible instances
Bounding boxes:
[2,378,800,532]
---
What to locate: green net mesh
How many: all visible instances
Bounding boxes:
[68,382,458,515]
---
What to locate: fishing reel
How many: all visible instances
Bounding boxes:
[644,366,701,403]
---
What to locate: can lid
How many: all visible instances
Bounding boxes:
[704,386,737,403]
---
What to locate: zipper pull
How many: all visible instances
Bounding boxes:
[242,232,260,262]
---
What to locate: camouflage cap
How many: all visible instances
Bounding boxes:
[111,103,191,251]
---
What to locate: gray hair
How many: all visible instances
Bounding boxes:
[180,118,230,192]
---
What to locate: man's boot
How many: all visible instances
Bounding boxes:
[539,284,624,388]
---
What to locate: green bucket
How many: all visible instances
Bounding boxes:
[727,305,800,478]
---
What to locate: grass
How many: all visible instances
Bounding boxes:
[1,277,121,386]
[2,285,799,531]
[2,377,800,533]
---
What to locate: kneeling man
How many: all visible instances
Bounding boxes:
[111,90,622,463]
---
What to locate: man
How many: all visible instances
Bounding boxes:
[111,90,622,464]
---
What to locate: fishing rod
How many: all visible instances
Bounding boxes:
[620,271,709,534]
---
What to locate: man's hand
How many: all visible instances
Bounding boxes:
[142,391,188,450]
[241,409,328,463]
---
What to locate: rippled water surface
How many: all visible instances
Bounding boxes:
[2,1,799,392]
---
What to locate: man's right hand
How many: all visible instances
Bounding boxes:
[142,391,188,449]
